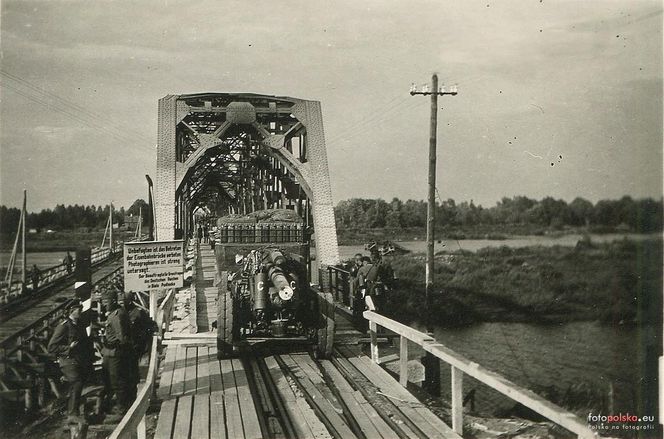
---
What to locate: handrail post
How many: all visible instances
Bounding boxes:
[369,320,379,363]
[451,366,464,435]
[399,336,408,387]
[328,267,334,299]
[422,352,441,396]
[137,414,147,439]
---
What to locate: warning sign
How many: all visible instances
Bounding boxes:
[124,240,184,291]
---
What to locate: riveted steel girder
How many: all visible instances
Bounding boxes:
[156,93,340,266]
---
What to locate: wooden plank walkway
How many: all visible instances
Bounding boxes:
[195,246,218,332]
[154,244,459,439]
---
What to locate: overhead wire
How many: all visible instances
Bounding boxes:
[2,82,151,153]
[1,69,154,145]
[1,81,155,154]
[0,71,155,152]
[326,98,421,150]
[325,95,405,144]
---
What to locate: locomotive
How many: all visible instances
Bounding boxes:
[214,214,334,358]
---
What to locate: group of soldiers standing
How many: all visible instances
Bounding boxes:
[349,248,396,325]
[47,288,155,424]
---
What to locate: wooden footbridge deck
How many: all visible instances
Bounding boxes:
[151,246,461,439]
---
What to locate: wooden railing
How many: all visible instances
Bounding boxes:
[326,265,351,307]
[109,335,160,439]
[363,311,597,439]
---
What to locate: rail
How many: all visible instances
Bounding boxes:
[109,335,159,439]
[1,245,120,304]
[363,310,597,439]
[326,265,351,307]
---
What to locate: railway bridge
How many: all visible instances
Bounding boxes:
[1,93,599,439]
[128,93,595,439]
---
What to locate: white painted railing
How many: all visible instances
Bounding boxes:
[109,335,160,439]
[363,310,597,439]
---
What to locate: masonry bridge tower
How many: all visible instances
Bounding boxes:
[155,93,340,267]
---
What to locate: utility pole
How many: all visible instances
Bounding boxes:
[21,190,26,286]
[109,202,114,251]
[410,74,458,330]
[138,206,142,240]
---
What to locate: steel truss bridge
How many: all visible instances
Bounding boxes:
[156,93,340,267]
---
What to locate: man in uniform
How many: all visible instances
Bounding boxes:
[30,264,41,291]
[48,302,94,422]
[63,251,74,274]
[349,253,364,322]
[119,292,155,402]
[100,289,133,417]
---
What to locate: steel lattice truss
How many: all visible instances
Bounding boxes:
[156,93,340,266]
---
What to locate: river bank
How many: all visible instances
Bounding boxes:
[378,237,662,327]
[336,224,652,245]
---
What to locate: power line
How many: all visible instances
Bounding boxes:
[0,70,154,144]
[326,99,420,150]
[325,95,408,145]
[0,70,154,150]
[2,81,155,154]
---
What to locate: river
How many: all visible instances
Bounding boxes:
[429,322,642,416]
[338,232,662,259]
[0,251,69,271]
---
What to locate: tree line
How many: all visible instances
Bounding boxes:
[2,195,661,234]
[334,196,663,232]
[0,199,151,233]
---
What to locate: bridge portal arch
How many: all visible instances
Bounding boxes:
[155,93,340,266]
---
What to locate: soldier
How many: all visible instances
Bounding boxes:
[357,256,379,311]
[30,264,41,291]
[100,289,133,417]
[349,253,364,322]
[63,251,74,274]
[48,302,94,422]
[119,292,155,402]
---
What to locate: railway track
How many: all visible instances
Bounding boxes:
[245,349,405,439]
[157,342,447,439]
[0,258,123,342]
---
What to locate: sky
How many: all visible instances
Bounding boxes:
[0,0,662,212]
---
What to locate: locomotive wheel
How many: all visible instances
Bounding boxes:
[217,270,235,358]
[315,291,335,359]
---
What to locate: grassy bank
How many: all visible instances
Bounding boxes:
[379,238,662,327]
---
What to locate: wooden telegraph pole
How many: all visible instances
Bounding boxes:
[109,202,114,251]
[410,74,457,330]
[21,190,26,286]
[410,74,457,397]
